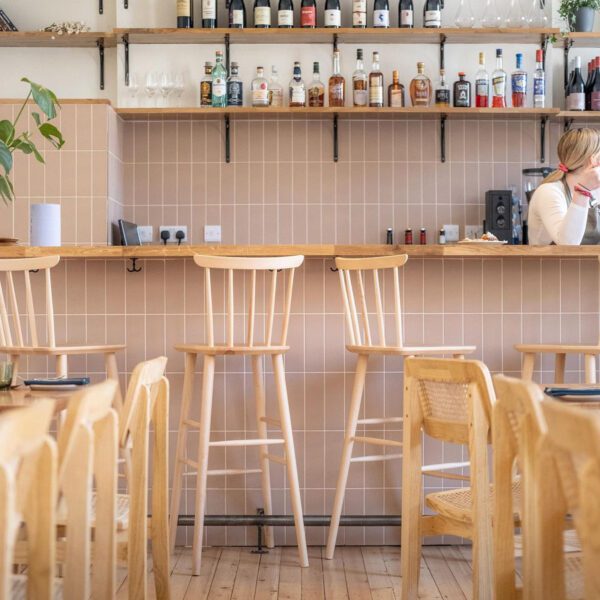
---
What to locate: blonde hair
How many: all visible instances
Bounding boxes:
[543,127,600,184]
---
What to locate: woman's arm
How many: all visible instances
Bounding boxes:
[536,184,588,245]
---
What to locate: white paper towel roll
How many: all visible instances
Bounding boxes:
[30,203,61,247]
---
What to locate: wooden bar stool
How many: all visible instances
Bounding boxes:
[169,255,308,575]
[325,255,476,559]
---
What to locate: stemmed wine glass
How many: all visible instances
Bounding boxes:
[128,73,139,107]
[160,72,175,107]
[173,73,185,106]
[145,71,159,107]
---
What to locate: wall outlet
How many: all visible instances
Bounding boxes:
[465,225,484,240]
[204,225,221,243]
[159,225,188,244]
[443,224,460,243]
[137,225,153,244]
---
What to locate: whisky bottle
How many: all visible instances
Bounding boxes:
[200,62,213,106]
[388,70,405,107]
[453,72,471,108]
[409,62,431,107]
[252,66,270,107]
[434,69,449,107]
[329,50,345,107]
[352,49,368,107]
[368,51,384,108]
[227,62,244,106]
[289,62,306,107]
[308,62,325,107]
[268,66,284,106]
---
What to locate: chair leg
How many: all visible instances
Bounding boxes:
[554,353,566,384]
[10,354,19,386]
[272,353,308,568]
[55,354,68,378]
[191,355,215,576]
[252,355,274,549]
[105,352,124,411]
[521,353,535,380]
[325,353,369,560]
[169,353,197,554]
[584,354,597,384]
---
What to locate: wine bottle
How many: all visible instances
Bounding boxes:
[586,57,597,111]
[423,0,441,28]
[399,0,413,28]
[591,58,600,111]
[373,0,389,27]
[254,0,271,27]
[229,0,246,27]
[352,0,366,27]
[324,0,341,28]
[278,0,294,27]
[202,0,217,27]
[177,0,193,28]
[300,0,316,26]
[567,56,585,111]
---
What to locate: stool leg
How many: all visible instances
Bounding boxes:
[521,352,535,380]
[252,355,274,548]
[192,354,215,575]
[56,353,68,378]
[169,352,197,553]
[105,352,124,412]
[554,353,566,384]
[325,353,368,560]
[585,354,597,384]
[272,353,308,568]
[10,354,20,387]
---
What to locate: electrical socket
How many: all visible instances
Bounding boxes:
[159,225,188,244]
[204,225,221,243]
[465,225,484,240]
[137,225,153,244]
[443,224,460,243]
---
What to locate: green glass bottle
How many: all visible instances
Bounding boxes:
[211,50,227,108]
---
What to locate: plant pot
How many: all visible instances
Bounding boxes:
[574,7,595,32]
[30,203,61,246]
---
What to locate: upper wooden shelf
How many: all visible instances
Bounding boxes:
[559,110,600,120]
[554,32,600,48]
[0,31,116,48]
[115,27,558,46]
[1,244,599,259]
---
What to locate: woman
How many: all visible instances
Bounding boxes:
[528,128,600,245]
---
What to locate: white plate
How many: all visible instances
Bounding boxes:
[457,239,508,245]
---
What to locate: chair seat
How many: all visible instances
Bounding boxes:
[57,493,130,531]
[346,345,476,356]
[12,574,63,599]
[425,479,521,524]
[0,344,125,356]
[175,343,290,356]
[515,344,600,354]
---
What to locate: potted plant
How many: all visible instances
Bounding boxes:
[559,0,600,32]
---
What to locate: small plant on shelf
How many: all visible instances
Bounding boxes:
[559,0,600,31]
[0,78,65,204]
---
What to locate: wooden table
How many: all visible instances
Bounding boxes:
[0,387,74,412]
[542,383,600,407]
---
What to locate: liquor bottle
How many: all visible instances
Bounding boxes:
[369,51,384,107]
[329,50,345,107]
[352,49,368,107]
[211,51,227,107]
[434,69,449,107]
[591,58,600,111]
[229,0,247,27]
[399,0,414,27]
[475,52,489,108]
[491,48,507,108]
[324,0,341,27]
[388,70,405,107]
[300,0,317,26]
[423,0,441,28]
[252,66,270,106]
[567,56,585,111]
[268,66,284,106]
[586,57,597,110]
[278,0,294,27]
[409,61,431,106]
[511,52,527,108]
[453,72,471,108]
[200,62,213,106]
[308,62,325,107]
[202,0,217,27]
[533,48,545,108]
[227,62,243,106]
[177,0,193,27]
[289,61,306,107]
[254,0,271,27]
[373,0,390,27]
[353,0,366,27]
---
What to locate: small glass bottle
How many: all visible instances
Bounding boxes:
[227,62,244,106]
[491,48,507,108]
[368,51,384,108]
[409,62,431,107]
[453,72,471,108]
[533,49,545,108]
[329,50,345,107]
[308,62,325,107]
[511,52,527,108]
[434,69,450,107]
[251,66,270,107]
[352,49,368,107]
[289,61,306,107]
[268,66,284,106]
[388,70,405,107]
[475,52,489,107]
[211,50,227,108]
[200,61,213,106]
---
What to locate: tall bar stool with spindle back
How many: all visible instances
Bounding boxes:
[169,254,308,574]
[325,254,476,559]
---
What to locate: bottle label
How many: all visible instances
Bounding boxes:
[200,81,212,105]
[254,6,271,25]
[373,9,389,27]
[212,78,226,98]
[202,0,216,19]
[324,9,341,26]
[308,87,323,106]
[492,75,506,97]
[369,84,383,105]
[177,0,191,16]
[252,86,269,105]
[353,0,366,25]
[454,84,469,107]
[228,81,243,105]
[567,92,585,111]
[591,91,600,111]
[353,88,368,106]
[231,9,244,25]
[424,10,441,27]
[475,79,488,98]
[400,9,413,25]
[390,88,404,107]
[414,79,429,103]
[435,89,449,106]
[533,76,545,101]
[511,73,527,94]
[278,9,293,25]
[330,82,344,103]
[301,6,316,26]
[291,87,306,104]
[269,88,283,106]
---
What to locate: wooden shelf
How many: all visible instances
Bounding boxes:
[559,110,600,120]
[0,31,116,48]
[1,244,599,259]
[554,32,600,48]
[115,27,558,46]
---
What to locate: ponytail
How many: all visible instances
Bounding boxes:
[542,128,600,185]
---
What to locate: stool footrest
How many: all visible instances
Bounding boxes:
[421,461,470,472]
[259,416,281,427]
[424,470,470,481]
[352,436,403,448]
[262,453,286,465]
[350,453,402,463]
[209,438,285,447]
[207,468,262,476]
[184,418,202,428]
[356,417,403,425]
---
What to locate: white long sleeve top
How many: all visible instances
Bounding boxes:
[527,181,589,245]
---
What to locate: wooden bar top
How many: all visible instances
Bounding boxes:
[1,244,600,259]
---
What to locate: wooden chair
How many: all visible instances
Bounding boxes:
[169,255,308,575]
[537,399,600,599]
[0,400,57,600]
[401,357,496,600]
[515,256,600,384]
[0,256,124,400]
[324,255,476,559]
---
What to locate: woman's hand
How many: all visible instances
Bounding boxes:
[576,163,600,192]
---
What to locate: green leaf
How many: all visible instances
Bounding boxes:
[0,120,14,144]
[21,77,60,120]
[38,122,65,150]
[0,141,13,175]
[0,175,14,204]
[31,112,41,127]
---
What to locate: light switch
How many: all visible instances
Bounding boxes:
[443,224,460,243]
[204,225,221,243]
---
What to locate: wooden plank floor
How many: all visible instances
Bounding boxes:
[120,546,479,599]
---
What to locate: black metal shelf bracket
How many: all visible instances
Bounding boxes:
[540,115,548,163]
[124,0,129,8]
[540,34,549,70]
[127,258,142,273]
[333,33,338,52]
[439,34,446,71]
[97,39,105,91]
[123,34,130,86]
[333,114,339,162]
[225,33,230,74]
[564,117,574,132]
[440,114,447,163]
[225,115,231,163]
[99,0,104,14]
[564,37,573,89]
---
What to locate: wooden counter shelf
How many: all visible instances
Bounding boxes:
[0,31,116,48]
[1,245,600,260]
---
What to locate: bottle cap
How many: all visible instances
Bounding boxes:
[458,71,466,76]
[313,61,319,72]
[536,49,543,62]
[357,49,363,59]
[216,50,223,57]
[417,61,425,69]
[373,51,380,60]
[440,68,445,75]
[393,69,399,78]
[496,48,503,57]
[479,51,485,63]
